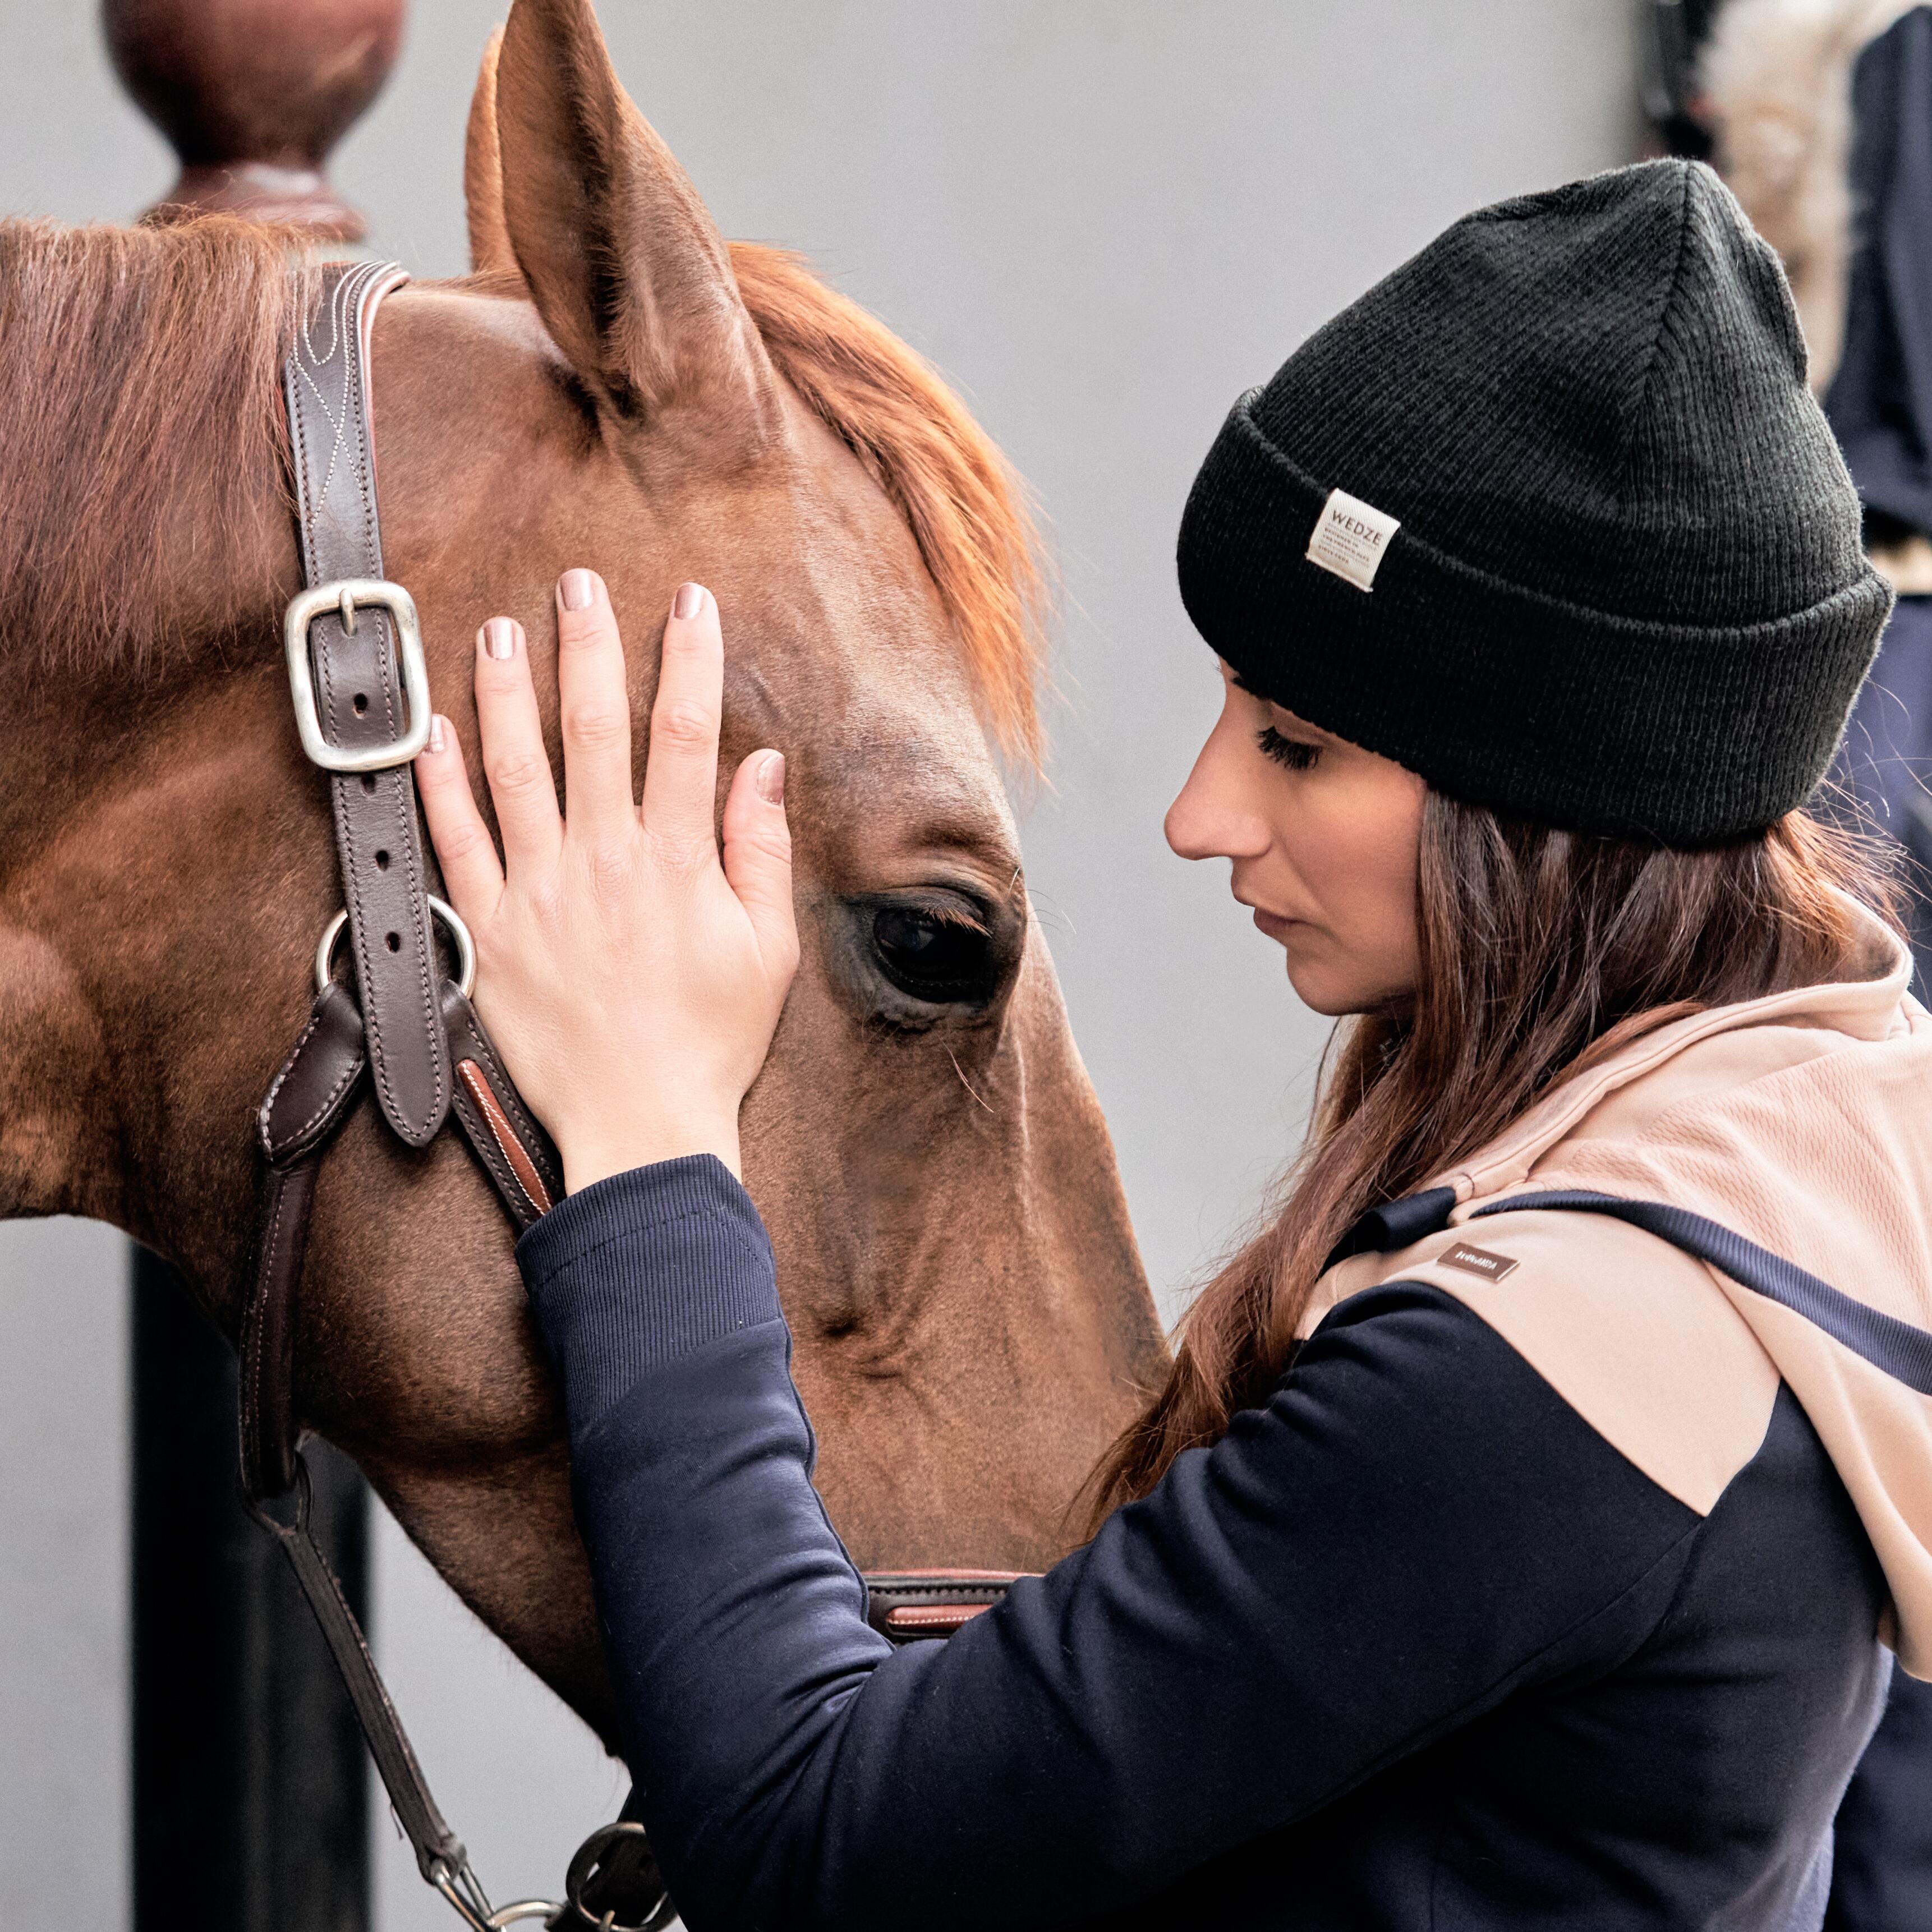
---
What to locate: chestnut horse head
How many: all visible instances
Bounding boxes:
[0,0,1164,1736]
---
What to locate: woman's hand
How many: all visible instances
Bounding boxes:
[416,571,798,1192]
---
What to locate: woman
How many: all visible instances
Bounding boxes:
[415,160,1932,1929]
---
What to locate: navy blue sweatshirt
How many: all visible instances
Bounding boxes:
[518,1156,1889,1931]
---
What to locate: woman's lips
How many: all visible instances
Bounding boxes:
[1250,907,1299,941]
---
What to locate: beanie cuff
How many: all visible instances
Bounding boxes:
[1178,399,1892,845]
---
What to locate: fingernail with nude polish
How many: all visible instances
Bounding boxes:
[560,569,597,612]
[480,616,517,660]
[428,714,447,755]
[673,581,706,621]
[757,751,785,804]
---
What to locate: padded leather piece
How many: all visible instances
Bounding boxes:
[238,1157,318,1501]
[442,981,563,1227]
[242,982,370,1499]
[284,259,451,1148]
[257,981,368,1165]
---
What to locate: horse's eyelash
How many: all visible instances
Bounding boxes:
[1257,725,1320,771]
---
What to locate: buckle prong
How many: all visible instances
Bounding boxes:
[284,577,431,774]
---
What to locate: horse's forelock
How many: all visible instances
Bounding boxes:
[729,243,1048,772]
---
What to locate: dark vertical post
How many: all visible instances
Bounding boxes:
[132,1250,371,1932]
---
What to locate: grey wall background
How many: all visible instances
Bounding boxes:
[0,4,1640,1925]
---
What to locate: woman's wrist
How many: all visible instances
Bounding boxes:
[559,1112,744,1195]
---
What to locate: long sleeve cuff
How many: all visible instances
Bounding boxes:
[516,1153,782,1437]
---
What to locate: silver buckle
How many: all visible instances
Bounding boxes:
[283,578,433,774]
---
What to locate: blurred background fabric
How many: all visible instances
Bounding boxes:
[0,3,1638,1926]
[1701,11,1932,1929]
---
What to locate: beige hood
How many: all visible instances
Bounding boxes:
[1306,903,1932,1673]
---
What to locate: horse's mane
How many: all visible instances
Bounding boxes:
[0,218,1044,764]
[0,218,309,690]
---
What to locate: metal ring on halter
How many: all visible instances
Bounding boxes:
[483,1903,566,1929]
[428,1859,568,1932]
[241,1448,315,1537]
[558,1823,678,1932]
[315,896,476,1001]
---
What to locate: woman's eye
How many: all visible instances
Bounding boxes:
[1257,725,1321,771]
[871,905,996,1004]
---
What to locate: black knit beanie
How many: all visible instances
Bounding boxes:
[1177,159,1890,845]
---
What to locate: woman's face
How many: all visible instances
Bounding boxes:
[1165,660,1427,1017]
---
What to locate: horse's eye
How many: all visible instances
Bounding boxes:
[871,905,996,1004]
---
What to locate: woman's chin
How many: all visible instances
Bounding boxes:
[1283,957,1352,1018]
[1284,953,1404,1020]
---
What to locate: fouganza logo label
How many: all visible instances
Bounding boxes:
[1306,487,1402,592]
[1438,1242,1520,1283]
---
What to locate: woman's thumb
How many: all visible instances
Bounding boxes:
[722,751,798,976]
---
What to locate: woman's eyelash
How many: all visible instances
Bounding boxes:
[1257,725,1321,771]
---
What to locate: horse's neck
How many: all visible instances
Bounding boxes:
[0,228,306,1232]
[0,609,302,1239]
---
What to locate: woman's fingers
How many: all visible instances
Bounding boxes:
[473,616,563,873]
[722,751,799,979]
[416,713,505,925]
[554,569,637,848]
[641,582,724,859]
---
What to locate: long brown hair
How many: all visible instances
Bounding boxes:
[1089,794,1902,1518]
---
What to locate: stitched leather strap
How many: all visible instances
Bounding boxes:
[248,1455,473,1889]
[284,260,451,1149]
[241,982,368,1499]
[864,1570,1025,1641]
[253,261,572,1928]
[239,981,532,1914]
[241,979,559,1496]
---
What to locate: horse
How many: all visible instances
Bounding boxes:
[0,0,1167,1747]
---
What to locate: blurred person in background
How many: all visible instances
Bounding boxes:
[1705,7,1932,1923]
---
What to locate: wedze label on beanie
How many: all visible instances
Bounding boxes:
[1307,487,1401,592]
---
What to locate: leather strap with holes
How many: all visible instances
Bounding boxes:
[283,260,450,1149]
[234,261,570,1914]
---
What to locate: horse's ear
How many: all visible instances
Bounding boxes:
[464,26,518,277]
[494,0,780,443]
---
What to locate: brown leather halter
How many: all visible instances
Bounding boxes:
[243,261,1019,1931]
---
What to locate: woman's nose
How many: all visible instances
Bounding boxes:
[1165,730,1271,862]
